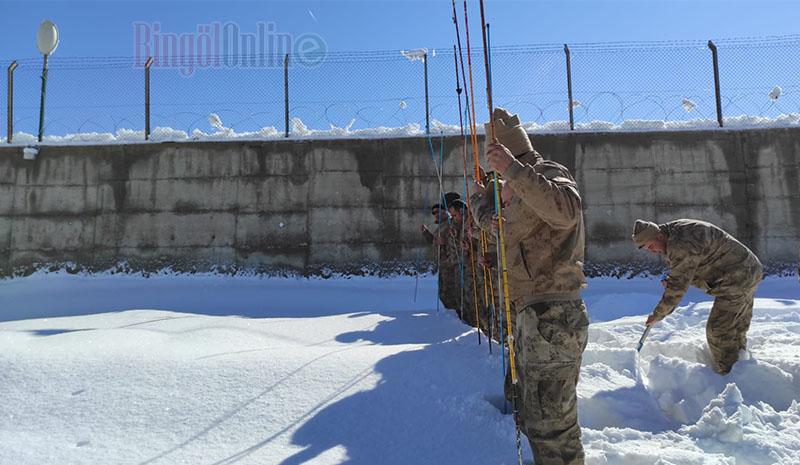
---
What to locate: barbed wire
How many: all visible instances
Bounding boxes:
[5,34,800,63]
[3,34,800,141]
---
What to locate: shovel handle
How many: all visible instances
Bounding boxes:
[636,326,652,352]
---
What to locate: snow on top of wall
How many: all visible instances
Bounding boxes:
[3,113,800,146]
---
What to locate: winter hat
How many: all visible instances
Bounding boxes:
[445,192,466,211]
[444,192,461,206]
[484,107,533,157]
[632,219,660,248]
[431,193,459,214]
[448,198,467,211]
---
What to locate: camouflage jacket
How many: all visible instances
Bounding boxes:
[442,220,463,268]
[653,219,763,320]
[470,151,586,309]
[437,225,460,269]
[443,218,484,270]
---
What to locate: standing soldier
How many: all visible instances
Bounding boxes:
[448,195,490,332]
[471,108,588,465]
[471,175,508,341]
[421,201,458,311]
[633,218,763,375]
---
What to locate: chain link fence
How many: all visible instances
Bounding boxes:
[715,36,800,122]
[4,34,800,142]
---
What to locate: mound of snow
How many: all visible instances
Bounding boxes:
[681,384,749,443]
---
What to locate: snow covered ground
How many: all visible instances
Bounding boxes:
[0,272,798,464]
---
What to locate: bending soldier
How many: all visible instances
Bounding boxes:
[633,218,763,375]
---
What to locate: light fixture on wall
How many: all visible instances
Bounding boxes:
[37,19,59,143]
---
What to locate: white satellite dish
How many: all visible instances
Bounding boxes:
[37,19,59,55]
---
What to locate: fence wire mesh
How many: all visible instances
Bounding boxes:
[714,36,800,121]
[3,35,800,142]
[569,41,716,126]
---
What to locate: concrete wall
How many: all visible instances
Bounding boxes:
[569,129,800,271]
[0,127,797,276]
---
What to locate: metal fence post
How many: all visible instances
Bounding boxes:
[37,54,50,142]
[708,40,723,128]
[423,52,430,134]
[284,53,289,138]
[7,61,17,143]
[145,57,153,140]
[564,44,574,131]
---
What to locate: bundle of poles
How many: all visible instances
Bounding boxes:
[420,1,524,462]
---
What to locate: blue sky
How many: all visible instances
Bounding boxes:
[3,1,799,59]
[3,1,800,136]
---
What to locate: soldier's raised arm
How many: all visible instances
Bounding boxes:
[469,181,496,234]
[420,224,435,244]
[486,143,580,229]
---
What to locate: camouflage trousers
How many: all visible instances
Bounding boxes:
[461,263,495,333]
[437,263,460,311]
[510,299,589,465]
[707,283,758,375]
[457,259,479,326]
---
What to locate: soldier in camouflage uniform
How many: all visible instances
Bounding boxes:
[476,176,515,344]
[633,218,763,375]
[471,108,588,465]
[450,196,494,334]
[421,201,459,311]
[446,196,477,327]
